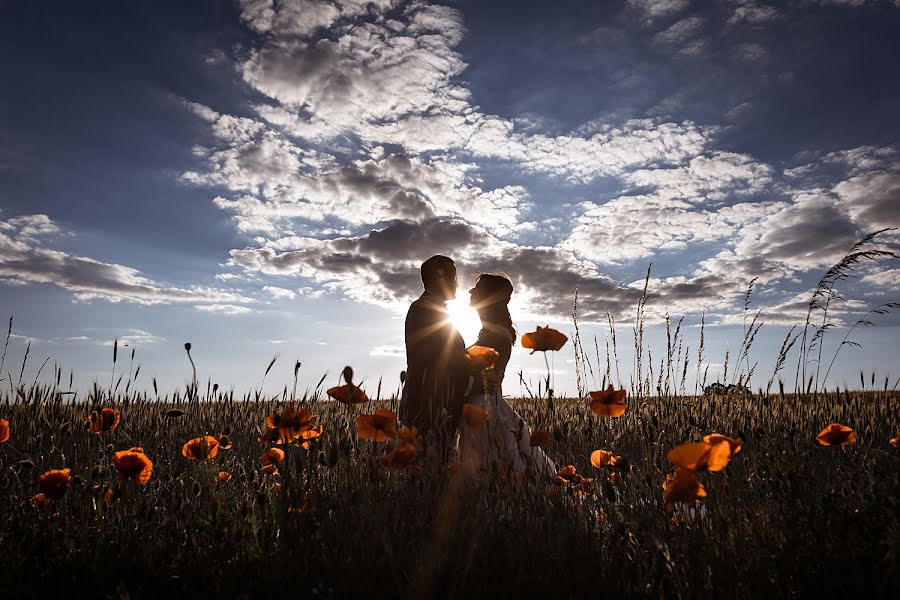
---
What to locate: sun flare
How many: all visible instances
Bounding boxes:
[446,298,482,345]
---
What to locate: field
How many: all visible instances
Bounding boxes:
[0,381,897,599]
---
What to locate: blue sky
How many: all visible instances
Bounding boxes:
[1,0,898,396]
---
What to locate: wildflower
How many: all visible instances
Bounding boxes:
[356,409,398,442]
[702,433,742,455]
[891,431,899,447]
[92,484,114,504]
[552,465,578,486]
[217,434,233,450]
[663,467,707,512]
[216,471,232,482]
[264,404,318,444]
[86,408,120,433]
[112,447,153,485]
[667,440,731,472]
[462,403,488,430]
[261,463,279,475]
[299,425,323,449]
[398,425,424,451]
[0,418,9,443]
[31,493,50,507]
[521,326,568,353]
[816,423,856,446]
[38,468,71,500]
[261,447,286,465]
[465,345,500,370]
[326,383,369,404]
[588,385,628,417]
[379,442,419,471]
[182,435,220,460]
[590,449,619,468]
[529,429,551,447]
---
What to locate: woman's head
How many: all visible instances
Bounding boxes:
[469,273,515,342]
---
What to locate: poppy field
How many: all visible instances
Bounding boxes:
[0,366,897,598]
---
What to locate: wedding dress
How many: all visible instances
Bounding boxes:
[457,329,557,478]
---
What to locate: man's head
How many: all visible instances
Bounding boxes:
[421,255,458,301]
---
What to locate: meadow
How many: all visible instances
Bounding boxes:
[0,233,898,599]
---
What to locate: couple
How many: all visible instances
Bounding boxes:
[398,255,555,478]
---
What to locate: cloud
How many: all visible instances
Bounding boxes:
[0,214,251,306]
[626,0,691,25]
[263,285,297,300]
[194,304,254,315]
[370,344,405,356]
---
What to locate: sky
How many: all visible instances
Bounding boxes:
[1,0,898,397]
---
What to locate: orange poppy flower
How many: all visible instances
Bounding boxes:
[702,433,742,455]
[890,431,899,447]
[31,493,50,508]
[663,467,707,512]
[38,468,71,500]
[667,440,731,472]
[216,471,232,482]
[92,484,114,504]
[398,425,424,451]
[182,435,220,460]
[261,447,286,465]
[299,425,323,449]
[356,409,398,442]
[462,403,488,430]
[816,423,856,446]
[465,345,501,370]
[379,442,419,471]
[521,326,568,353]
[261,463,279,474]
[112,448,153,485]
[326,383,369,404]
[588,385,628,417]
[264,404,318,444]
[86,408,120,433]
[552,464,578,486]
[590,449,619,468]
[0,418,9,443]
[529,429,550,447]
[217,434,233,450]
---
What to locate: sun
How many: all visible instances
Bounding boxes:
[446,297,482,345]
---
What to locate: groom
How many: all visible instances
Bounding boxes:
[399,255,469,461]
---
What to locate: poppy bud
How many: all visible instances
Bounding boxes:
[34,434,43,446]
[342,365,354,384]
[18,459,36,470]
[400,370,406,384]
[72,475,83,487]
[184,342,192,352]
[166,409,185,418]
[212,383,219,394]
[106,444,114,454]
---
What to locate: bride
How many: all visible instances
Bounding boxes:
[458,273,556,479]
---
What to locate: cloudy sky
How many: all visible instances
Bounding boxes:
[1,0,898,396]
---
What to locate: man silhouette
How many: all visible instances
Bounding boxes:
[399,255,469,460]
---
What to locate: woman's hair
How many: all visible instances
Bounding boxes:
[473,273,516,344]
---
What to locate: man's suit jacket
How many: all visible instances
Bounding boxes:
[399,291,469,433]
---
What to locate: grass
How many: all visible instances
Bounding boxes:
[0,385,897,599]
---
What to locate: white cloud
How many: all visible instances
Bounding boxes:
[194,304,254,315]
[263,285,297,300]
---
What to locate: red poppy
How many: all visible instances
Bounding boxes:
[86,408,120,433]
[261,447,286,465]
[398,425,424,451]
[299,425,323,449]
[529,429,551,447]
[38,468,71,500]
[462,403,488,430]
[667,440,731,472]
[327,383,369,404]
[663,467,707,512]
[816,423,856,446]
[182,435,220,460]
[216,471,232,482]
[890,431,899,448]
[521,326,568,353]
[702,433,742,455]
[588,385,628,417]
[590,449,619,468]
[263,404,318,444]
[379,442,419,471]
[552,465,578,486]
[112,447,153,485]
[465,345,501,370]
[0,418,9,443]
[356,409,398,442]
[217,434,233,450]
[261,463,279,475]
